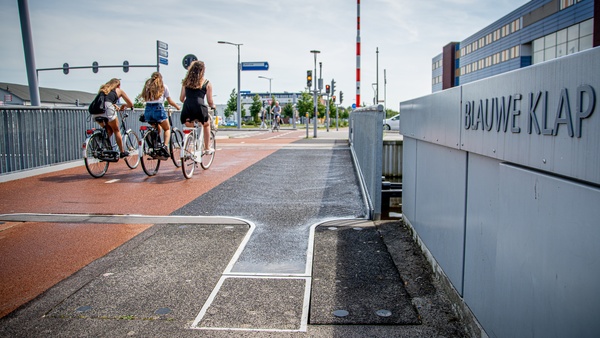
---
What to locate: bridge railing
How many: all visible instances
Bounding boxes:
[0,107,184,175]
[349,104,384,220]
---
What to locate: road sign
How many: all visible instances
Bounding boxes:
[241,62,269,71]
[352,103,357,109]
[159,57,168,65]
[182,54,197,69]
[157,41,168,50]
[158,49,168,58]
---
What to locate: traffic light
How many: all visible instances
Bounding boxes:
[92,61,99,73]
[325,84,330,94]
[332,96,336,103]
[331,79,336,95]
[123,60,129,73]
[339,91,344,104]
[307,70,312,87]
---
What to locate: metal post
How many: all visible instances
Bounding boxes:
[17,0,41,106]
[218,41,243,130]
[236,44,241,130]
[311,50,320,138]
[326,92,330,132]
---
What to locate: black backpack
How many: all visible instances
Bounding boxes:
[88,92,106,114]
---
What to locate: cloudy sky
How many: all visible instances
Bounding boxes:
[2,0,528,109]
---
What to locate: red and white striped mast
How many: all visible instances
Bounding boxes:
[356,0,361,107]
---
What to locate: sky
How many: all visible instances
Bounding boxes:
[1,0,530,110]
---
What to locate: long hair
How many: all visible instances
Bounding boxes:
[142,72,165,101]
[182,61,206,89]
[99,78,120,95]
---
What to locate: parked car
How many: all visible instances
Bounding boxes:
[224,121,237,127]
[383,114,399,131]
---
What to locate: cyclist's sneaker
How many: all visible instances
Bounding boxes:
[158,145,170,160]
[203,148,215,155]
[120,151,130,158]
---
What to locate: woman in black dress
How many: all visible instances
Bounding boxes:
[179,60,216,154]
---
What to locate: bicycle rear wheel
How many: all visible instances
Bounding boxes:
[84,133,109,178]
[181,135,196,179]
[123,130,140,169]
[140,130,161,176]
[201,131,216,169]
[170,128,184,168]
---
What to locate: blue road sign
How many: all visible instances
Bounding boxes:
[352,103,357,109]
[159,57,168,65]
[241,62,269,71]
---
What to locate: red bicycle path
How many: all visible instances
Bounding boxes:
[0,130,310,318]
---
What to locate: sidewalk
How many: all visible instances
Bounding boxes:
[0,129,472,337]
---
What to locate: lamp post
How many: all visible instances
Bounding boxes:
[310,50,320,138]
[258,76,272,128]
[218,40,243,129]
[258,76,272,97]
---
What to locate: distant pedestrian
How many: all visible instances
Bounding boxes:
[142,72,180,158]
[94,78,134,158]
[179,60,216,154]
[260,106,267,129]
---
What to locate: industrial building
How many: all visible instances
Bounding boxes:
[432,0,599,92]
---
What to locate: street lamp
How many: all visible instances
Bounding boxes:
[258,76,273,128]
[218,40,243,129]
[310,50,320,138]
[258,76,272,98]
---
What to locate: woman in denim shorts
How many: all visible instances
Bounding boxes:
[142,72,181,157]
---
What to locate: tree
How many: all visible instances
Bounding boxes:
[296,91,313,118]
[224,89,237,120]
[249,94,262,123]
[282,103,294,120]
[134,94,145,108]
[386,108,399,119]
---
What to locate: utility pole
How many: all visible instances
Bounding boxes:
[18,0,40,106]
[376,47,379,104]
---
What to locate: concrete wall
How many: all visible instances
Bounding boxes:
[400,47,600,338]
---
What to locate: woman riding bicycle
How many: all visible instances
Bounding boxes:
[179,60,216,155]
[94,78,134,158]
[142,72,181,158]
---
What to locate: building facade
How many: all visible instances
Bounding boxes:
[432,0,599,92]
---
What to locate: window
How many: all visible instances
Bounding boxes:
[560,0,581,10]
[532,19,593,64]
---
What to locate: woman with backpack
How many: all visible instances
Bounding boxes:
[179,60,216,154]
[93,78,134,158]
[142,72,181,158]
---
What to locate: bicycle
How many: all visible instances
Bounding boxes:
[167,108,184,168]
[181,114,216,179]
[139,115,169,176]
[83,108,140,178]
[271,115,281,132]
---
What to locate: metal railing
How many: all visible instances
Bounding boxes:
[0,107,184,175]
[349,104,384,220]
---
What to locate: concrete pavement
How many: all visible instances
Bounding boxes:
[0,128,472,337]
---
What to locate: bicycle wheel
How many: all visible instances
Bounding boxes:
[170,128,184,168]
[140,130,161,176]
[123,130,140,169]
[201,131,216,169]
[84,133,109,178]
[181,134,196,179]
